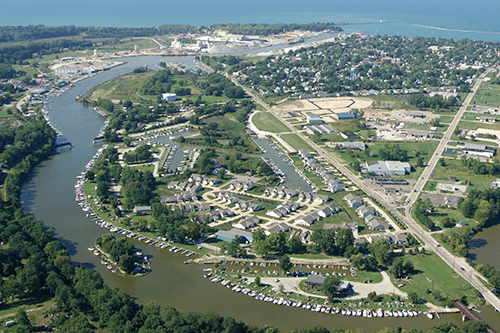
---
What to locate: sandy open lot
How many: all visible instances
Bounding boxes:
[277,97,374,117]
[279,100,319,111]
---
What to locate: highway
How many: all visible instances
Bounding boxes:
[229,69,500,312]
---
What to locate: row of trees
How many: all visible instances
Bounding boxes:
[408,94,458,110]
[461,155,500,176]
[211,23,342,36]
[378,143,409,161]
[413,198,436,231]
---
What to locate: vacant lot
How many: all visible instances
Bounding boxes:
[252,112,290,133]
[471,83,500,107]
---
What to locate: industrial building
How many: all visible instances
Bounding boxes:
[462,143,495,158]
[305,113,323,124]
[216,228,253,243]
[334,110,357,120]
[365,161,411,175]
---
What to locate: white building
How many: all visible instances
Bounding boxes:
[162,93,177,101]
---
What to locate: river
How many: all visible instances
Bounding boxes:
[20,55,497,331]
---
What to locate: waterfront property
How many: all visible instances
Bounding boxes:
[216,228,253,243]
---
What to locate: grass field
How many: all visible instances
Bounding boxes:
[430,158,496,190]
[252,112,290,133]
[395,252,475,306]
[281,133,313,151]
[471,83,500,107]
[86,71,154,102]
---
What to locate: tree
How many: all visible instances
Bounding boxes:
[279,254,292,272]
[321,275,341,302]
[408,291,419,304]
[369,238,392,267]
[14,308,32,332]
[254,275,261,286]
[389,257,414,278]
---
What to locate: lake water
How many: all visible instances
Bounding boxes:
[3,0,500,42]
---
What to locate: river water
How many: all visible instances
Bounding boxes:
[20,55,499,331]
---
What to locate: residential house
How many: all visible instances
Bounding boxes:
[233,216,261,230]
[356,205,376,218]
[344,194,363,208]
[317,203,340,218]
[265,223,291,236]
[295,214,318,227]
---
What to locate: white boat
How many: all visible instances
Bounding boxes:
[427,313,434,319]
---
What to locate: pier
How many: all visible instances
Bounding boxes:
[56,141,72,149]
[93,136,104,144]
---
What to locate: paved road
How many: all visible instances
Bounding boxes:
[229,69,500,312]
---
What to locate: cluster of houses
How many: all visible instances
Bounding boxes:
[298,150,345,192]
[229,180,255,192]
[264,186,330,203]
[188,173,222,186]
[168,180,204,192]
[266,201,301,219]
[212,191,241,204]
[294,203,340,227]
[205,208,235,222]
[171,201,211,213]
[365,233,407,245]
[160,192,198,204]
[344,194,389,231]
[324,222,359,234]
[235,200,264,212]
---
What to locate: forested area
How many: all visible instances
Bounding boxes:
[459,188,500,227]
[0,23,341,44]
[0,63,17,78]
[0,39,94,64]
[378,144,409,161]
[0,119,56,202]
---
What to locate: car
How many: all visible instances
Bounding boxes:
[460,267,465,271]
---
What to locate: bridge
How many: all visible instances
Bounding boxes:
[454,302,496,333]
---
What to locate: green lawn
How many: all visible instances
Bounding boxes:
[427,207,476,226]
[0,108,14,118]
[458,120,500,131]
[471,83,500,107]
[281,133,313,151]
[395,252,476,306]
[252,112,290,133]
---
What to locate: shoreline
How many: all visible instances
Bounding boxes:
[411,23,500,35]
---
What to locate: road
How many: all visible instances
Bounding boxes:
[228,69,500,312]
